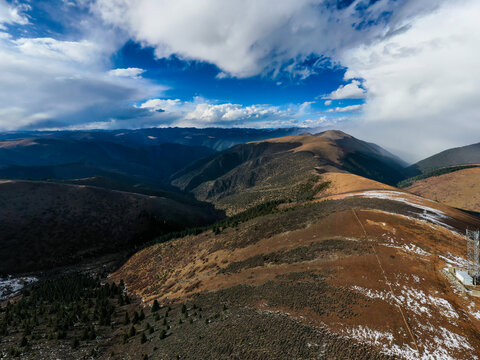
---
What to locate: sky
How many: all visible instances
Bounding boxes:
[0,0,479,161]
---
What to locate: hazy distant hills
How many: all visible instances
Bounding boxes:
[172,130,408,213]
[0,180,221,274]
[0,138,215,186]
[409,141,480,174]
[0,127,303,152]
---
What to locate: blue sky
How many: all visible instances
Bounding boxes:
[0,0,479,160]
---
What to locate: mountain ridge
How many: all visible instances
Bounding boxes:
[172,130,408,214]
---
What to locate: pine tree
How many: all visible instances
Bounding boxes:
[20,336,28,347]
[128,325,136,337]
[151,300,160,312]
[124,312,130,325]
[133,311,139,324]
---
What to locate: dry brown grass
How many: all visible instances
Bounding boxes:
[407,167,480,212]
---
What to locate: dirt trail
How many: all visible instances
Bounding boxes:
[352,208,421,355]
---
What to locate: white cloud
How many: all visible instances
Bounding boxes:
[185,103,280,124]
[109,67,146,78]
[323,80,366,100]
[215,72,228,79]
[93,0,438,78]
[1,0,478,163]
[326,104,362,113]
[139,98,290,127]
[140,98,182,112]
[0,0,29,28]
[342,0,480,161]
[0,34,163,130]
[13,38,101,64]
[137,97,331,128]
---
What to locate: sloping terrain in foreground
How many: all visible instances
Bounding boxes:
[406,167,480,212]
[110,185,480,359]
[0,180,220,274]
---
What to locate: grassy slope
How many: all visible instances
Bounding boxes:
[406,166,480,212]
[107,193,480,359]
[398,164,480,188]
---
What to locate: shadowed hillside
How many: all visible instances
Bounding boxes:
[409,141,480,174]
[0,138,215,185]
[0,180,221,274]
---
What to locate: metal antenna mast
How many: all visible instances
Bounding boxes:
[466,229,480,284]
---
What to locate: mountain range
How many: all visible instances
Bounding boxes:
[1,127,480,359]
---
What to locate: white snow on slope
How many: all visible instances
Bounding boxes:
[439,253,474,269]
[351,285,458,320]
[0,276,37,300]
[342,190,456,230]
[342,324,476,360]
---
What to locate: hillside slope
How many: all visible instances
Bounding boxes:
[406,167,480,212]
[410,141,480,173]
[111,188,480,360]
[172,130,407,213]
[0,180,221,274]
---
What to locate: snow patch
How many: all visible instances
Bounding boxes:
[351,285,458,320]
[343,190,456,231]
[396,287,459,319]
[439,253,474,269]
[0,276,37,300]
[342,324,476,360]
[350,285,391,301]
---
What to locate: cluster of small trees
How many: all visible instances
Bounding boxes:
[1,273,230,358]
[0,274,129,357]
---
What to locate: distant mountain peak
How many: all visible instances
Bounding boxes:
[314,129,352,140]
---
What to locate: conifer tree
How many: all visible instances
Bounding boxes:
[151,300,160,312]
